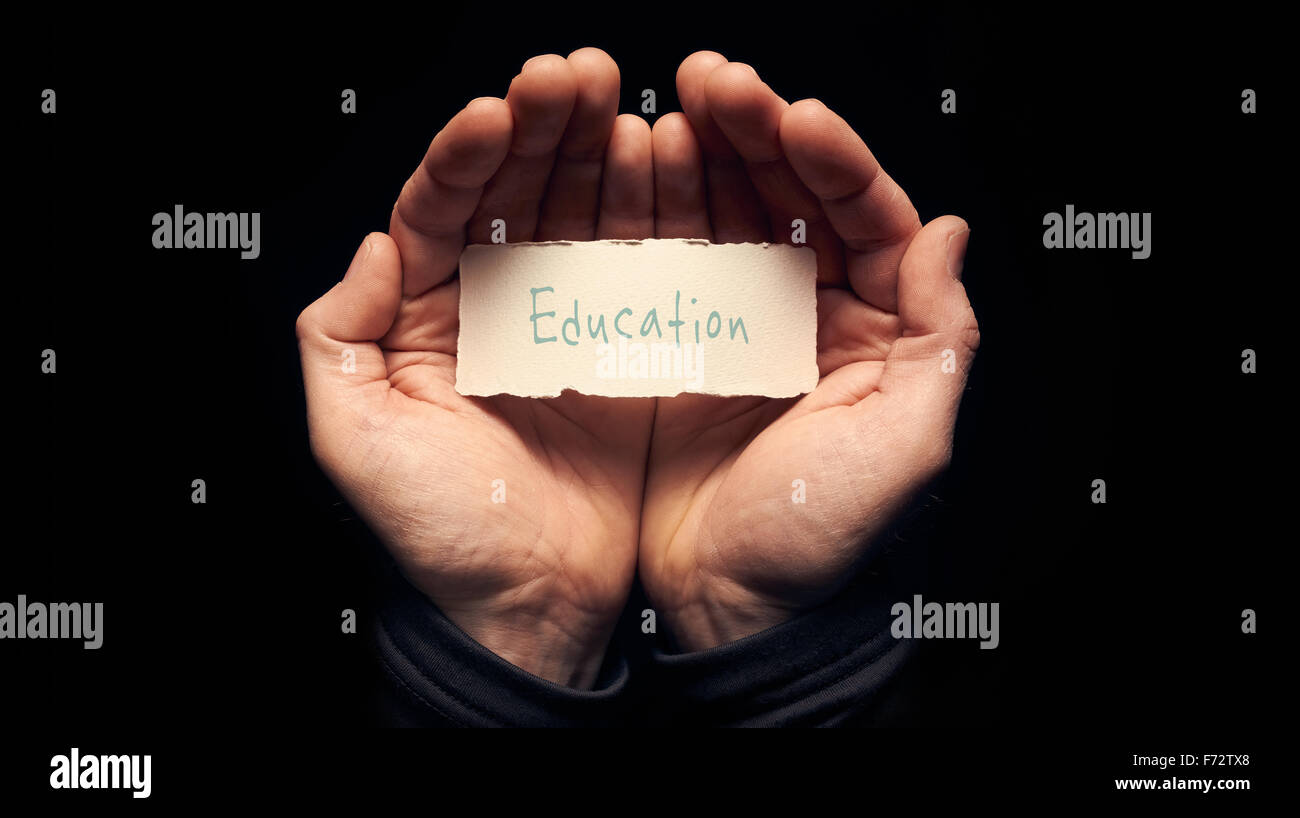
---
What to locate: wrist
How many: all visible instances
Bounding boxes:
[659,584,797,652]
[440,604,614,689]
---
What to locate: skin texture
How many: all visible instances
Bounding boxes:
[296,49,979,686]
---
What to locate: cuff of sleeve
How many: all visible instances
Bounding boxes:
[648,568,913,726]
[373,567,629,727]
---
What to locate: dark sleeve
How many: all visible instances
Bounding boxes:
[371,566,630,727]
[643,565,916,727]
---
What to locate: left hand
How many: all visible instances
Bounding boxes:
[638,52,981,650]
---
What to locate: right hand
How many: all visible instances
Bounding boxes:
[295,49,656,689]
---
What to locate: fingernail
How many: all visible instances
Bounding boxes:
[946,228,970,280]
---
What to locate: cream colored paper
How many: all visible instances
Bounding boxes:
[455,239,817,398]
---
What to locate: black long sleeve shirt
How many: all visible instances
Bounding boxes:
[371,556,917,727]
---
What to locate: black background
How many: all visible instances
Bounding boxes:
[2,4,1280,801]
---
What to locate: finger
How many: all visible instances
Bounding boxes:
[296,233,402,399]
[469,54,578,244]
[652,113,711,239]
[596,114,654,239]
[896,216,975,337]
[780,99,922,311]
[535,47,621,240]
[676,51,768,242]
[389,98,513,296]
[704,62,845,285]
[870,217,979,454]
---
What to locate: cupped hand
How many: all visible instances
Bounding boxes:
[637,52,980,650]
[296,49,656,687]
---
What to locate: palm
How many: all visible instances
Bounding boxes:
[361,297,651,631]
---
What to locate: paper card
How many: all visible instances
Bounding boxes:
[454,239,818,398]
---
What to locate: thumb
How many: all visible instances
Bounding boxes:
[895,215,976,339]
[296,232,403,347]
[865,216,980,469]
[296,233,403,457]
